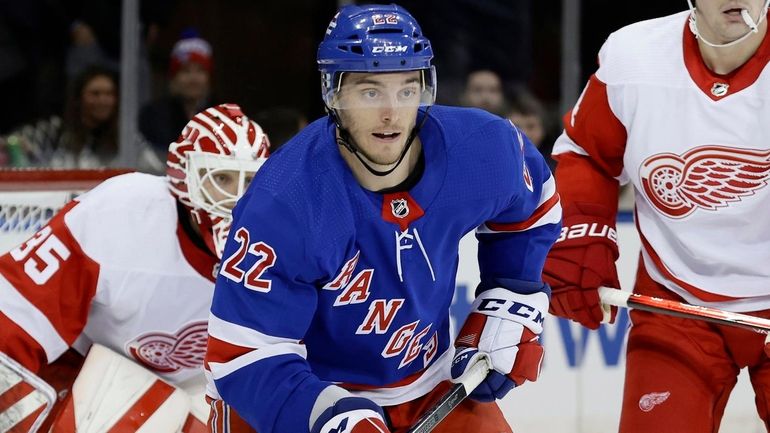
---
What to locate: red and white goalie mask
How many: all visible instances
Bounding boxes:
[167,103,270,258]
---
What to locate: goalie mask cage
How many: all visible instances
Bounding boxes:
[0,168,131,254]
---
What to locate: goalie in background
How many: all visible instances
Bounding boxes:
[0,103,269,432]
[205,3,560,433]
[543,0,770,431]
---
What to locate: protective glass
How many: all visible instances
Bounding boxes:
[323,67,436,110]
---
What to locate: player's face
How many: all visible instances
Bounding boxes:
[694,0,767,42]
[201,169,254,211]
[336,71,421,166]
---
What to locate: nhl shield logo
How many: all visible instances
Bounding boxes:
[711,82,729,97]
[391,198,409,219]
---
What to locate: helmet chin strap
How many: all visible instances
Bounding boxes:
[327,105,431,177]
[687,0,769,48]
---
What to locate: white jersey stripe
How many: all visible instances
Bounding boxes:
[348,349,452,407]
[208,342,308,380]
[0,274,68,363]
[208,313,300,348]
[476,180,561,234]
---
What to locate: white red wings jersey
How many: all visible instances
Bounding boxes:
[553,11,770,312]
[0,173,218,385]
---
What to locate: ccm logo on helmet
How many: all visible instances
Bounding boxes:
[556,223,618,243]
[372,45,408,53]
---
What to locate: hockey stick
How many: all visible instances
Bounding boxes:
[405,355,492,433]
[598,286,770,335]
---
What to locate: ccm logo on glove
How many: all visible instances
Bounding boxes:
[477,298,545,325]
[451,288,548,402]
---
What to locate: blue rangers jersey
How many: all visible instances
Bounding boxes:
[206,105,561,432]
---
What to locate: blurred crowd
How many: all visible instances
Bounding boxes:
[0,0,310,172]
[0,1,559,184]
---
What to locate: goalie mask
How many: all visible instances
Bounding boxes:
[167,103,270,258]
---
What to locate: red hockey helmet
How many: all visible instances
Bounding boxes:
[167,103,270,257]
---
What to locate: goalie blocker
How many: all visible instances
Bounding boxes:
[1,345,207,433]
[0,352,56,433]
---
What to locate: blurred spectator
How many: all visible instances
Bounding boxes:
[507,87,556,172]
[66,0,176,105]
[139,32,215,157]
[253,107,308,153]
[459,69,507,116]
[397,0,533,106]
[0,65,161,171]
[50,65,119,168]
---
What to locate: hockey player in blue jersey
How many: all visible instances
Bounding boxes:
[205,4,561,433]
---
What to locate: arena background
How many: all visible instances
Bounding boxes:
[0,1,764,431]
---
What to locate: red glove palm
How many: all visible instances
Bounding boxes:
[543,202,620,329]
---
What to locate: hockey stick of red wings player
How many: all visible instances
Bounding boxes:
[405,355,492,433]
[599,286,770,335]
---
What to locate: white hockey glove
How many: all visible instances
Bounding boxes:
[309,386,390,433]
[451,287,547,402]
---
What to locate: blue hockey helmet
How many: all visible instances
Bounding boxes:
[318,4,437,109]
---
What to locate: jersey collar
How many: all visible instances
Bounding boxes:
[682,18,770,101]
[176,213,219,282]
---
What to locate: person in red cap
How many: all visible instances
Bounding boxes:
[139,32,217,166]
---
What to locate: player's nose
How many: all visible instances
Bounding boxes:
[380,105,399,124]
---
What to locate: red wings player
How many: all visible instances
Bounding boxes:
[0,103,269,432]
[544,1,770,431]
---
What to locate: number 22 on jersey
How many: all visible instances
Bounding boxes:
[220,227,276,293]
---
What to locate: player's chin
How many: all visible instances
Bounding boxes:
[369,154,401,167]
[364,143,406,164]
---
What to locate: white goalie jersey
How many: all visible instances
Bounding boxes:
[553,11,770,312]
[0,173,216,431]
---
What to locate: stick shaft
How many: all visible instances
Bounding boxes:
[599,286,770,334]
[405,355,491,433]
